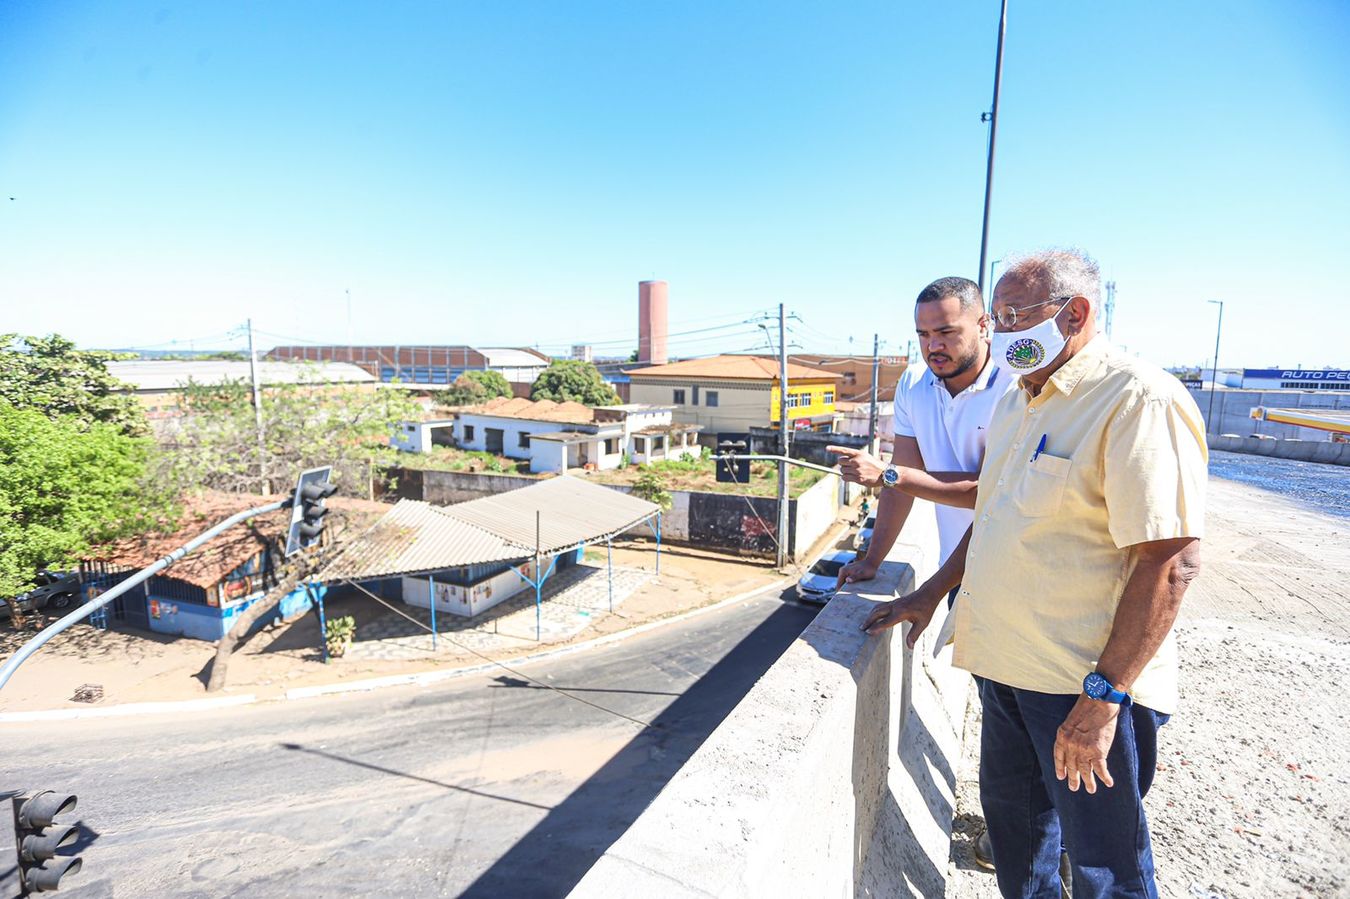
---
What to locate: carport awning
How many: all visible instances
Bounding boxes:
[317,499,532,582]
[441,475,661,555]
[316,476,662,583]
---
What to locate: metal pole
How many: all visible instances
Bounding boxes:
[866,333,880,453]
[776,303,790,570]
[247,318,268,493]
[1207,300,1224,436]
[427,575,437,652]
[976,0,1009,295]
[535,510,542,641]
[311,583,329,664]
[988,258,1003,308]
[346,288,353,363]
[606,537,613,613]
[0,498,290,690]
[655,512,662,576]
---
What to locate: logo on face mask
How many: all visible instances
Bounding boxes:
[1004,337,1046,370]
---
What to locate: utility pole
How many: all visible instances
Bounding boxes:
[776,303,790,571]
[866,333,880,453]
[246,319,268,493]
[345,288,353,363]
[1206,300,1224,436]
[1105,280,1117,341]
[976,0,1009,296]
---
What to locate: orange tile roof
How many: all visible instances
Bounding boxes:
[85,492,388,589]
[464,396,596,424]
[627,355,841,382]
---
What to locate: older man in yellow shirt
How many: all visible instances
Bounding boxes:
[864,249,1206,898]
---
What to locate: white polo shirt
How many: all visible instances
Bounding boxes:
[892,356,1014,563]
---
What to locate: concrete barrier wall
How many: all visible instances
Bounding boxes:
[1208,433,1350,466]
[1187,387,1350,440]
[569,504,964,899]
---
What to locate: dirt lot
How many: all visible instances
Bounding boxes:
[948,476,1350,898]
[589,455,826,498]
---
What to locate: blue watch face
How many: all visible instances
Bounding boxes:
[1083,673,1109,699]
[882,467,899,486]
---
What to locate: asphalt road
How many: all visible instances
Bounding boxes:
[1,586,817,898]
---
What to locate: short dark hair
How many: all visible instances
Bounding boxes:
[915,276,983,312]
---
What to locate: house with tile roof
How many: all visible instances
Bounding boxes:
[625,354,842,440]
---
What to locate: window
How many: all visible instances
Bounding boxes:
[652,435,666,451]
[462,425,475,442]
[604,437,618,455]
[673,389,686,404]
[844,372,857,386]
[518,432,531,449]
[706,391,719,407]
[823,391,834,404]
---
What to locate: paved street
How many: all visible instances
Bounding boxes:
[1,586,816,898]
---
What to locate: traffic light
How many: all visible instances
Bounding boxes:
[11,791,83,894]
[285,466,338,557]
[715,439,750,484]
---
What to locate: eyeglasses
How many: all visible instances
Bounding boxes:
[993,295,1074,330]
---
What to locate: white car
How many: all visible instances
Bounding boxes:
[854,513,877,553]
[796,550,857,605]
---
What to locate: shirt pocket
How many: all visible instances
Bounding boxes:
[1012,452,1072,518]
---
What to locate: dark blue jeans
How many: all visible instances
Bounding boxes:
[976,677,1169,899]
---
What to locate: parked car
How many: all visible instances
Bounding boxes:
[1,569,81,618]
[796,550,857,605]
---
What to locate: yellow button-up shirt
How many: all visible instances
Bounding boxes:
[953,336,1207,714]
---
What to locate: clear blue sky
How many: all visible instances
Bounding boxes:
[2,1,1347,369]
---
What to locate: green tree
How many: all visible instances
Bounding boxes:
[0,334,145,435]
[160,371,422,496]
[435,369,513,407]
[530,360,620,406]
[0,402,166,623]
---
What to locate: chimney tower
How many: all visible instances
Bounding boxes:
[638,280,669,365]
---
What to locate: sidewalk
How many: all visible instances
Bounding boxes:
[0,535,819,715]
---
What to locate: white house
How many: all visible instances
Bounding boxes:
[399,397,701,473]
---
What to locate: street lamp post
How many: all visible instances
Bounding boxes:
[988,257,1003,307]
[1206,300,1224,435]
[976,0,1009,297]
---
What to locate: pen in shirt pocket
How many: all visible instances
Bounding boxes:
[1031,433,1047,463]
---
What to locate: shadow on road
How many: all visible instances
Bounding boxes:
[487,675,681,697]
[277,742,551,811]
[457,602,814,899]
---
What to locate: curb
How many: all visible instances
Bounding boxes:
[2,576,795,721]
[0,693,257,723]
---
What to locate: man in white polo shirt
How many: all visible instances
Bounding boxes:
[832,275,1013,593]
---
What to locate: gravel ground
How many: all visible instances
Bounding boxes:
[947,475,1350,899]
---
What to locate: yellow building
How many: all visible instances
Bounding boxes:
[627,355,841,440]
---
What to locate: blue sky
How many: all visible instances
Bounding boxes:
[2,1,1346,369]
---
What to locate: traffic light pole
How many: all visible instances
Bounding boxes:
[0,497,290,692]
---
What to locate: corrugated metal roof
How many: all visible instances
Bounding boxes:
[318,499,532,582]
[442,475,660,555]
[479,347,552,368]
[108,360,375,392]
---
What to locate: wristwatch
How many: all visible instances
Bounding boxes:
[1082,671,1129,704]
[880,466,901,489]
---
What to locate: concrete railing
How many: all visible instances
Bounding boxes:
[568,505,966,898]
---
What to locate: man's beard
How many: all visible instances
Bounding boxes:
[936,346,981,382]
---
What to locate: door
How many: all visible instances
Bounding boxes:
[485,428,505,454]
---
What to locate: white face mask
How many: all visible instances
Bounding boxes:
[991,302,1073,375]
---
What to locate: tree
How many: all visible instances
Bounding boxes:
[530,360,620,406]
[632,469,672,511]
[435,369,513,407]
[158,372,422,496]
[0,401,168,624]
[0,334,145,435]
